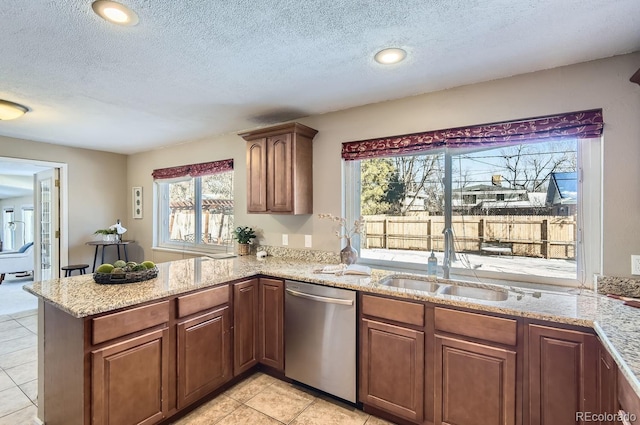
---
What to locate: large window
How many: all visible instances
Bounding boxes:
[343,110,603,287]
[154,160,234,253]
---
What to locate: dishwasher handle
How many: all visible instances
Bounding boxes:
[285,288,354,306]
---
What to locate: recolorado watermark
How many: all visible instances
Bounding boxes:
[576,411,637,422]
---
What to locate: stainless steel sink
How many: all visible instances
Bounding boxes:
[379,276,440,292]
[379,275,509,301]
[439,285,508,301]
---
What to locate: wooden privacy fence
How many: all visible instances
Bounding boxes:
[363,214,576,260]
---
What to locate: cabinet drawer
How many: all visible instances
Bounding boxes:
[434,307,517,346]
[177,285,229,318]
[361,294,424,327]
[92,301,170,345]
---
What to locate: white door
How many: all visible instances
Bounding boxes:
[34,169,60,281]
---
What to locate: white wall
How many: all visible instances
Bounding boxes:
[0,136,128,266]
[128,52,640,278]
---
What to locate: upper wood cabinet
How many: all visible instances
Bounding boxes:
[239,122,318,215]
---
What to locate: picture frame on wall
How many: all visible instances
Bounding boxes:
[132,186,143,219]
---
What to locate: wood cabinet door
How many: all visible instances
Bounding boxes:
[247,138,267,212]
[91,328,169,425]
[528,325,598,425]
[597,342,617,425]
[435,335,517,425]
[266,133,293,212]
[233,278,259,375]
[176,306,231,409]
[360,318,424,423]
[259,278,284,371]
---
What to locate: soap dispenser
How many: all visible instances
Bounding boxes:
[427,251,438,277]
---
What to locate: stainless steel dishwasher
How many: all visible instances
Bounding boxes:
[285,280,356,402]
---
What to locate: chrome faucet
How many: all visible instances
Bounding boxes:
[442,228,456,279]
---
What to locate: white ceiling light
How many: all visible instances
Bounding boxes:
[0,99,29,121]
[374,48,407,65]
[92,1,139,26]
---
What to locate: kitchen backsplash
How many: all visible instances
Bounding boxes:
[257,245,340,264]
[597,275,640,298]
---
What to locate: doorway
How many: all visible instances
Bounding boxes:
[0,157,68,315]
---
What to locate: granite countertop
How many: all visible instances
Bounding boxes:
[24,255,640,398]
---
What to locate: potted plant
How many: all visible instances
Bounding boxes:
[232,226,256,256]
[94,228,118,242]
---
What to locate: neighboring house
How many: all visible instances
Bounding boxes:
[454,184,528,206]
[405,185,552,215]
[450,185,552,215]
[546,172,577,216]
[452,185,544,215]
[468,192,550,215]
[402,191,429,212]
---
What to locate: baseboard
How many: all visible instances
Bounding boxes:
[32,417,45,425]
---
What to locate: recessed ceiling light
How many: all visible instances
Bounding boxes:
[92,1,139,26]
[374,48,407,65]
[0,99,29,121]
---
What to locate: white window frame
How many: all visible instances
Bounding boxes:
[344,138,602,289]
[154,173,234,255]
[2,208,15,251]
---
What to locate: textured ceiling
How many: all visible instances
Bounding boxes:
[0,0,639,154]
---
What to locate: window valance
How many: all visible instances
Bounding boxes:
[152,158,234,180]
[341,109,603,161]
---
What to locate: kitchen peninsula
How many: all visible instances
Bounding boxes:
[26,255,640,425]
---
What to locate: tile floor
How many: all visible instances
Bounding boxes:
[170,373,395,425]
[0,309,38,425]
[0,275,37,316]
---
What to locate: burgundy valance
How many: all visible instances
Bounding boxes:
[152,158,234,180]
[341,109,603,161]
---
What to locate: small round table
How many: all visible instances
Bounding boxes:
[62,264,90,277]
[86,241,133,272]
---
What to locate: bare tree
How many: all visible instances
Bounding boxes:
[392,155,443,215]
[500,141,576,192]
